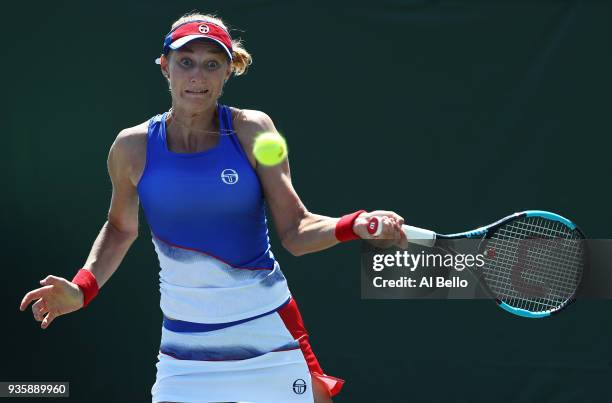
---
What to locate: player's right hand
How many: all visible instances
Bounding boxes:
[19,275,85,329]
[353,210,409,249]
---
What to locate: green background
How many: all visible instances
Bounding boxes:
[5,1,612,402]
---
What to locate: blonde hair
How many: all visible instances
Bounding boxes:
[169,12,252,76]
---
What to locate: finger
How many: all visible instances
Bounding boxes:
[393,224,402,240]
[400,226,410,248]
[398,235,410,249]
[381,217,397,238]
[32,298,44,312]
[369,210,395,217]
[32,298,45,314]
[34,310,43,322]
[373,210,401,220]
[391,225,407,248]
[389,217,401,239]
[33,302,43,321]
[387,212,403,225]
[394,220,403,236]
[40,299,48,312]
[20,287,51,311]
[368,211,405,227]
[40,275,63,286]
[370,216,402,239]
[41,311,57,329]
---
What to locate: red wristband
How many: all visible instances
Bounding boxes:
[71,269,99,308]
[335,210,366,242]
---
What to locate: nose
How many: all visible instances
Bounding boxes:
[190,64,209,83]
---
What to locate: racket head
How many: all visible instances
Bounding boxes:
[477,211,586,318]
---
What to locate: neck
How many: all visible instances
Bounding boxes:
[167,103,219,141]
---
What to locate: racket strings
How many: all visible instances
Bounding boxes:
[482,216,584,313]
[487,234,581,294]
[489,221,582,311]
[492,222,582,309]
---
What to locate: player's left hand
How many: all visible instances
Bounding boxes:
[353,210,409,249]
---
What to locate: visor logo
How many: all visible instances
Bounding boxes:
[199,24,210,34]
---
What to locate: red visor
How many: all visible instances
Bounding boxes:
[156,20,233,64]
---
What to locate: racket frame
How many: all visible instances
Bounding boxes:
[369,210,586,318]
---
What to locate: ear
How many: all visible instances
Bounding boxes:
[224,64,232,83]
[160,54,170,79]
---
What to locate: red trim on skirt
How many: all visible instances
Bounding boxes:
[277,298,345,397]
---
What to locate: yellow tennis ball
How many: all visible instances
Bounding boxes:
[253,132,288,166]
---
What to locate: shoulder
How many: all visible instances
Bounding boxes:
[230,107,276,138]
[229,107,278,168]
[113,120,149,153]
[109,119,150,185]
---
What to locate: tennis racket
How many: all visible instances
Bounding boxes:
[367,210,586,318]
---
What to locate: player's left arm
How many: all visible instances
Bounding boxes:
[233,109,407,255]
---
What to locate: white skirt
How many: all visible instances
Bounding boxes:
[151,298,343,403]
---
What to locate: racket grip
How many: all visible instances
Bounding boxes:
[402,225,437,248]
[366,217,436,248]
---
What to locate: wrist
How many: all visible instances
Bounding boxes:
[71,269,99,308]
[335,210,366,242]
[76,287,85,308]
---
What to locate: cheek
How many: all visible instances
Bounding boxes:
[168,66,188,82]
[210,71,229,89]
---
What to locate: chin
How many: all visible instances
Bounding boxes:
[181,96,215,108]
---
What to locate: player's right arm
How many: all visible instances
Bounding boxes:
[19,124,147,329]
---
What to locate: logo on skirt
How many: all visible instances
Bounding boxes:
[293,378,307,394]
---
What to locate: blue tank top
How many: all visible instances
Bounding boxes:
[137,104,276,270]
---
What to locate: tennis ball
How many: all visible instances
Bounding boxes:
[253,132,288,166]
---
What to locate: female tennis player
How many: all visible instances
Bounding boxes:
[20,13,407,403]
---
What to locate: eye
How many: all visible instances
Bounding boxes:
[179,58,193,67]
[207,60,220,70]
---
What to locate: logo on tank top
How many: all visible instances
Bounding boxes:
[292,379,307,395]
[220,168,239,184]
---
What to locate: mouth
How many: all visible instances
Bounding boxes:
[185,89,209,95]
